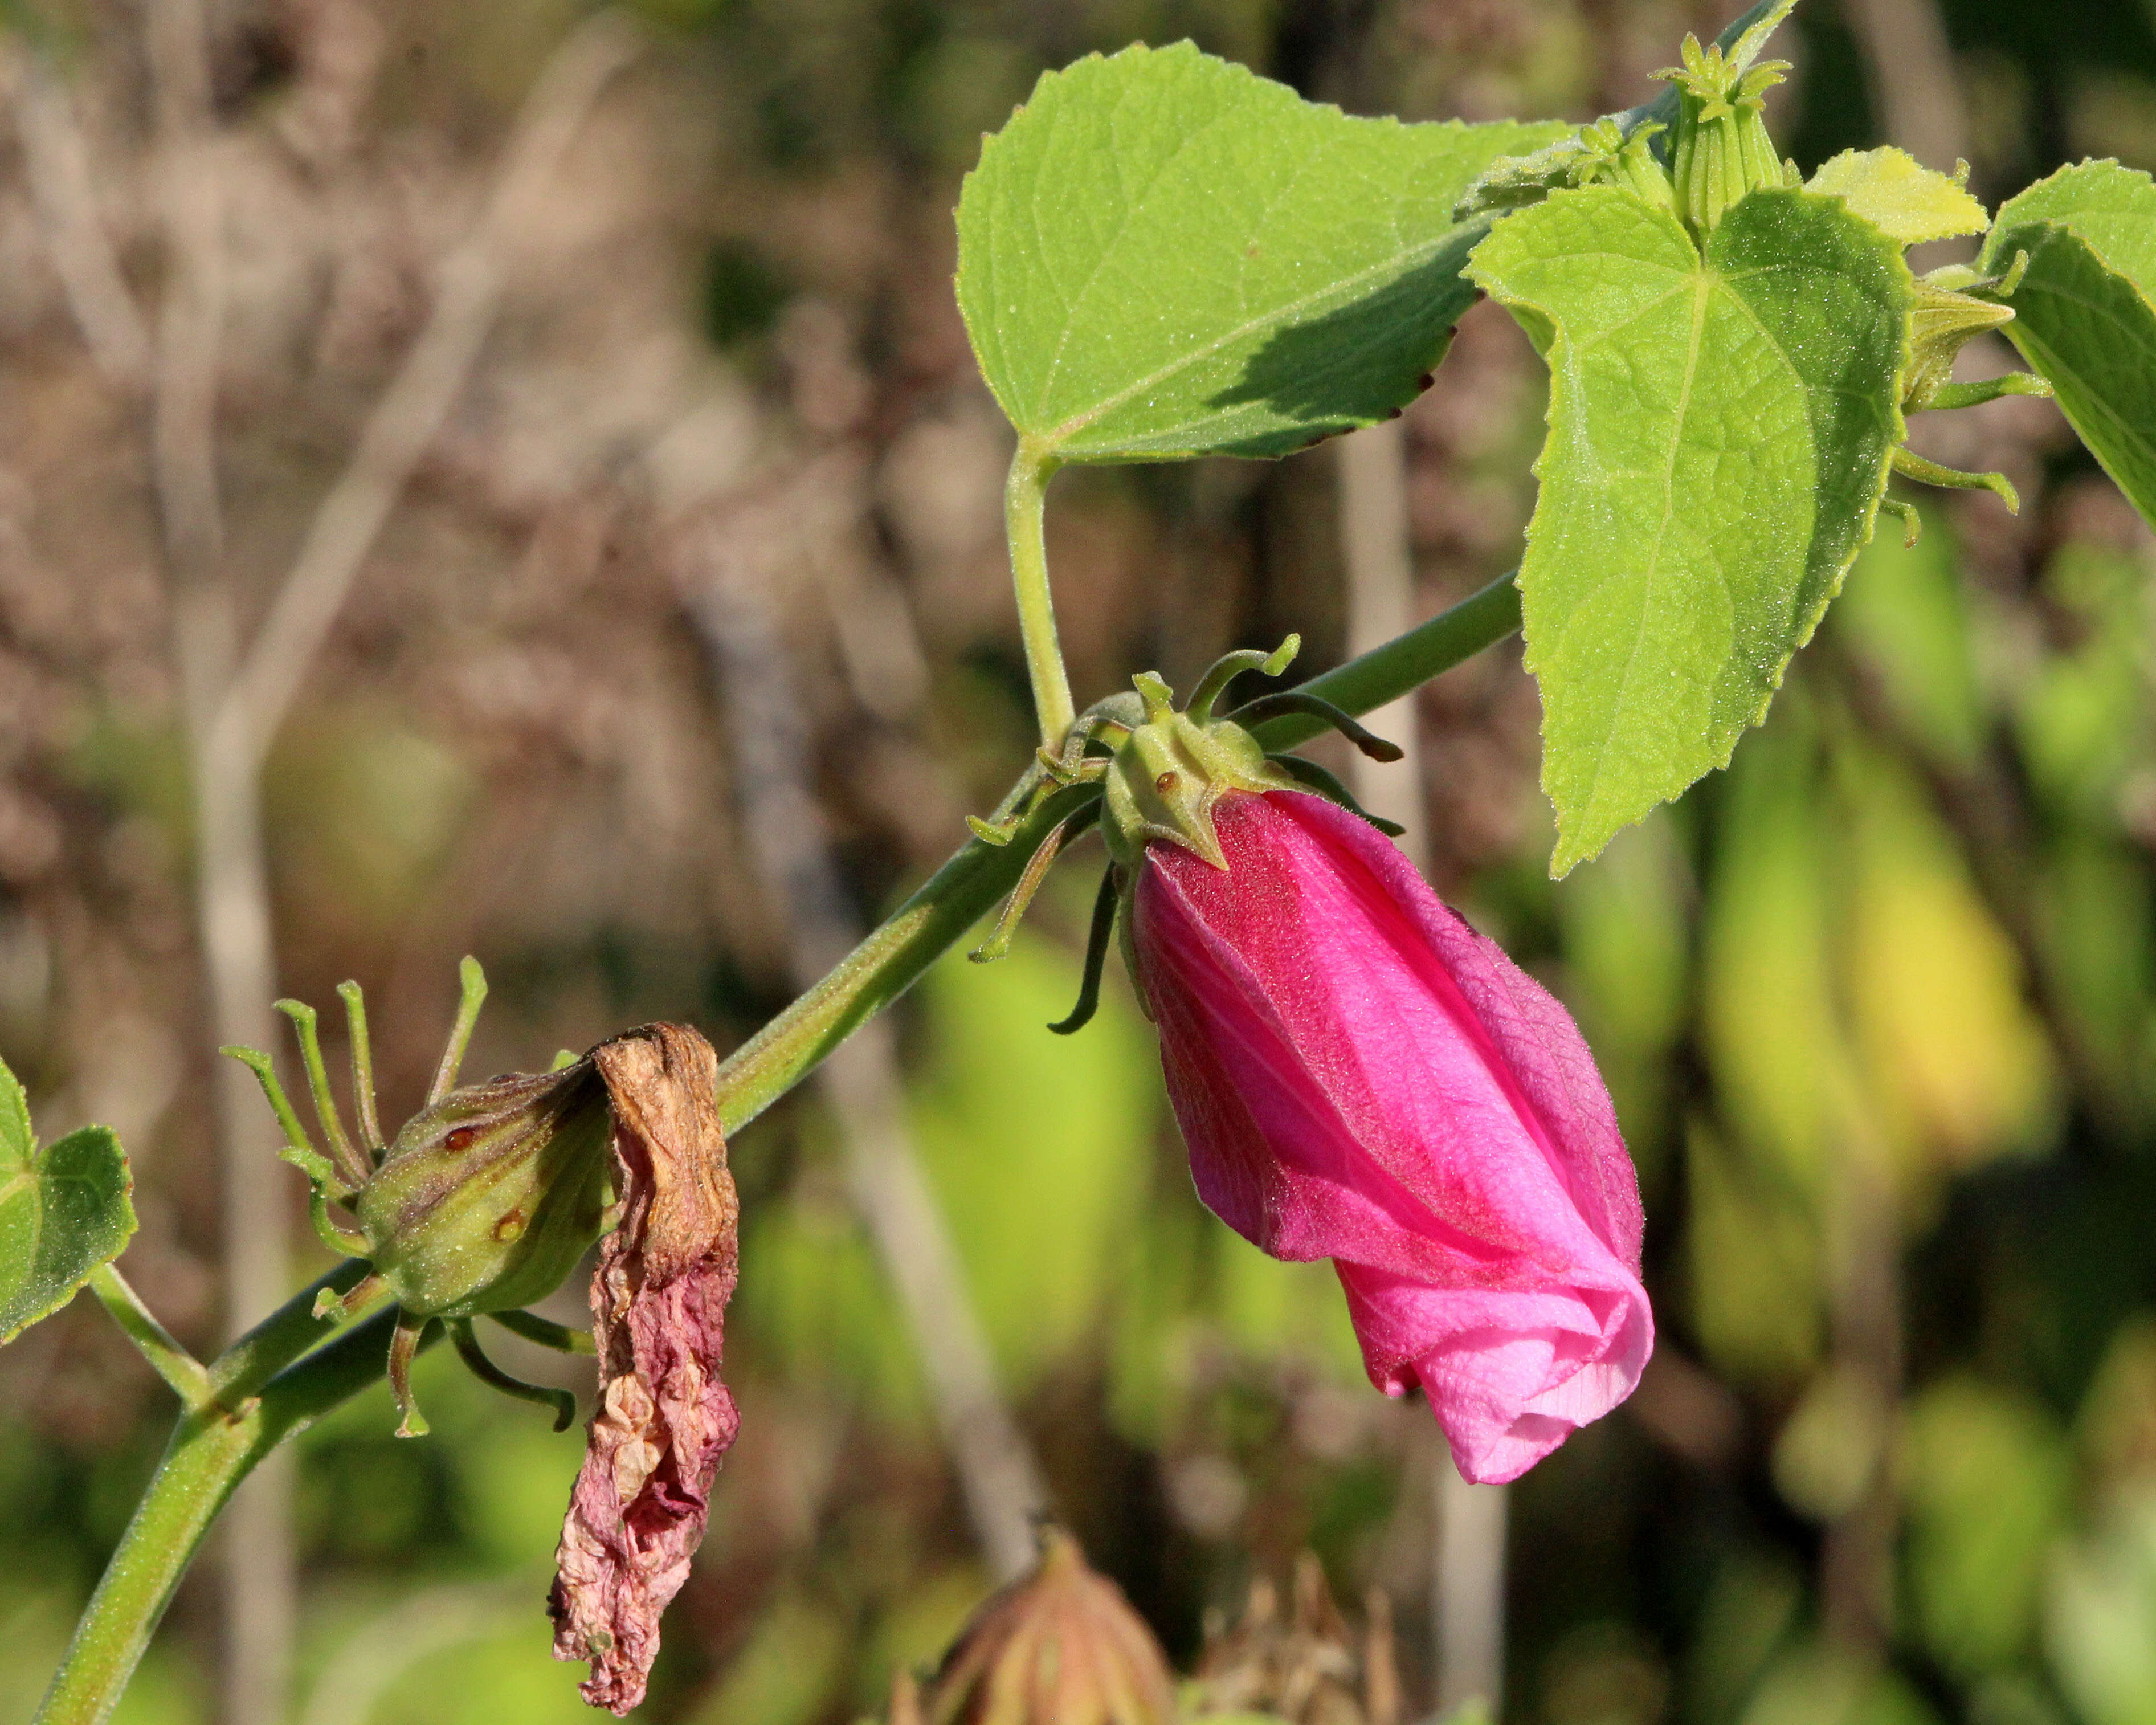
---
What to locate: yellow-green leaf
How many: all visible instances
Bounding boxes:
[1807,147,1987,246]
[1471,183,1912,873]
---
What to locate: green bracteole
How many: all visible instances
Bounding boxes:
[34,569,1525,1725]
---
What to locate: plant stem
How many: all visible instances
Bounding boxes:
[88,1265,211,1409]
[1006,447,1074,748]
[210,1258,386,1401]
[36,567,1525,1725]
[713,569,1521,1133]
[35,1290,418,1725]
[1253,569,1520,751]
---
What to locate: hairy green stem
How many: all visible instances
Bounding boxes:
[36,1290,417,1725]
[38,567,1524,1725]
[1006,448,1075,748]
[210,1259,386,1401]
[1253,570,1520,750]
[88,1266,211,1410]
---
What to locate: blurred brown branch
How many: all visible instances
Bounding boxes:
[677,480,1050,1584]
[3,43,150,390]
[109,10,642,1720]
[210,12,646,780]
[1841,0,1969,175]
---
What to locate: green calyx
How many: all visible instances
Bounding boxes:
[1657,8,1799,237]
[961,632,1408,1035]
[1579,119,1676,210]
[356,1062,611,1324]
[1880,250,2055,515]
[1460,4,1797,238]
[1902,251,2053,413]
[1098,668,1297,873]
[1455,118,1672,220]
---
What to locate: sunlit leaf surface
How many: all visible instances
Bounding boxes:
[0,1058,135,1346]
[1471,184,1910,872]
[1984,160,2156,528]
[956,42,1566,461]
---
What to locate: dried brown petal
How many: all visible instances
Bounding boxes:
[548,1022,739,1715]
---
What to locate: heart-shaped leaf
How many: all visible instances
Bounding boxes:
[956,41,1567,462]
[1982,160,2156,528]
[0,1057,136,1345]
[1471,185,1911,874]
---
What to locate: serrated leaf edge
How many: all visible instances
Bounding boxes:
[1804,146,1990,248]
[1979,160,2156,508]
[1979,157,2156,275]
[1473,183,1912,875]
[0,1114,138,1347]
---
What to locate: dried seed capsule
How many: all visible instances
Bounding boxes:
[924,1529,1176,1725]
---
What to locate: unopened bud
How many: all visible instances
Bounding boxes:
[1657,6,1800,238]
[923,1528,1175,1725]
[1903,271,2018,410]
[357,1059,611,1320]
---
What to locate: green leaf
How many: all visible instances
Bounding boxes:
[0,1058,136,1345]
[1807,148,1988,246]
[955,41,1566,462]
[1471,184,1910,874]
[1982,160,2156,527]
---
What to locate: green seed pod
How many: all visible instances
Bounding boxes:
[923,1530,1176,1725]
[357,1059,612,1320]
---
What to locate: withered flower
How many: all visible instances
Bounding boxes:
[232,974,742,1714]
[922,1528,1176,1725]
[549,1022,741,1715]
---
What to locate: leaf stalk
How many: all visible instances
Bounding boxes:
[1005,447,1075,748]
[88,1264,211,1409]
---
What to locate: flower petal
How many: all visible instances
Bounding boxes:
[549,1023,740,1715]
[1135,789,1651,1481]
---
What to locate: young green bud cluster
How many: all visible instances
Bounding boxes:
[1657,13,1800,236]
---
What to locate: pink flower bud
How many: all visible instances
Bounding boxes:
[1131,789,1652,1484]
[549,1023,740,1715]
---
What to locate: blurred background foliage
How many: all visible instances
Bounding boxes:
[5,0,2156,1721]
